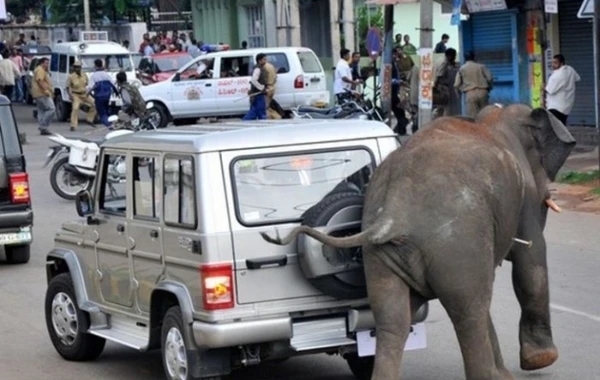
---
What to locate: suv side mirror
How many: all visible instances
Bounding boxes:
[173,72,181,82]
[75,190,94,217]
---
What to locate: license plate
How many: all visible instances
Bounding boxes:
[0,230,32,245]
[356,323,427,357]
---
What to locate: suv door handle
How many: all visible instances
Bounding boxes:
[205,83,212,87]
[246,255,287,270]
[149,230,159,238]
[116,224,125,233]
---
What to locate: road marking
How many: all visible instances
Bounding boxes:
[551,303,600,323]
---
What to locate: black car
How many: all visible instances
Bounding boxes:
[0,95,33,264]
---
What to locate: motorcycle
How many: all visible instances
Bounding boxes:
[44,102,156,200]
[291,89,384,121]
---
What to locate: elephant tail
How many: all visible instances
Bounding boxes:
[260,217,396,248]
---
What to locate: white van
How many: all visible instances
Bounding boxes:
[139,47,330,128]
[50,31,141,122]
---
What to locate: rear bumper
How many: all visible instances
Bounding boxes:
[0,208,33,229]
[192,304,428,349]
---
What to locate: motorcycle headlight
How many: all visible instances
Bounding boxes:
[131,79,142,88]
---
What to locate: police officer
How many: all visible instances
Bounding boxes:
[243,53,268,120]
[66,61,97,131]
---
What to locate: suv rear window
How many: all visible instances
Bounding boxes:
[232,149,374,225]
[297,51,322,73]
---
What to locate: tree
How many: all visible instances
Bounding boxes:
[6,0,43,23]
[355,5,384,57]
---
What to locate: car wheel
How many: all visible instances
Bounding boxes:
[298,191,367,300]
[55,95,70,122]
[346,353,374,380]
[5,244,31,264]
[161,306,195,380]
[149,103,169,129]
[50,156,94,201]
[45,273,106,361]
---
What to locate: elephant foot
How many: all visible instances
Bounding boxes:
[520,343,558,371]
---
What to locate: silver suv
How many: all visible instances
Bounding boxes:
[44,120,428,380]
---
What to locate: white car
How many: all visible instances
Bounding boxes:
[49,31,142,122]
[140,47,330,128]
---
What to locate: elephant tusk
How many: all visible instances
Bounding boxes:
[545,198,561,213]
[512,238,533,248]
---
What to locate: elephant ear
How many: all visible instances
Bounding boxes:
[530,108,576,181]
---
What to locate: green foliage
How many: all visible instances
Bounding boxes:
[355,5,384,56]
[591,187,600,196]
[45,0,143,24]
[6,0,43,22]
[556,170,600,184]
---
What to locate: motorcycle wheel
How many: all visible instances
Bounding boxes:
[50,156,94,201]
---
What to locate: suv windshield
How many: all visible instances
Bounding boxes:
[232,149,373,225]
[80,55,133,72]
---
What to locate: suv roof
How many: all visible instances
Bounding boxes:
[103,119,395,154]
[201,47,316,59]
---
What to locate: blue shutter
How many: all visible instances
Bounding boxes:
[460,10,519,104]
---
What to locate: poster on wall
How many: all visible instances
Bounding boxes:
[464,0,506,13]
[419,48,434,110]
[0,0,6,20]
[451,0,463,25]
[544,0,558,14]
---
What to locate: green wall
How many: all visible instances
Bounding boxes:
[191,0,239,46]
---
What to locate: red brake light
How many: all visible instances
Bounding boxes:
[9,173,30,204]
[200,263,234,310]
[294,74,304,89]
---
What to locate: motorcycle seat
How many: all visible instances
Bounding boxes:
[297,106,338,115]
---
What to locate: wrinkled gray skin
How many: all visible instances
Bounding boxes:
[261,104,576,380]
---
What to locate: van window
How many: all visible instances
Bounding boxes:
[297,51,322,73]
[68,56,75,72]
[164,156,196,228]
[221,56,252,77]
[99,153,128,215]
[50,53,59,72]
[232,149,374,225]
[266,53,290,74]
[59,54,68,73]
[133,156,160,220]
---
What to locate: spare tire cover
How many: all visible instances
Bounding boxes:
[298,191,367,300]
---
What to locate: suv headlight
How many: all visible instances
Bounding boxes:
[131,79,142,88]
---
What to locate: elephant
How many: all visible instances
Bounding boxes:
[261,104,576,380]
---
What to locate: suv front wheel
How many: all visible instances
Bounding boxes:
[45,273,106,361]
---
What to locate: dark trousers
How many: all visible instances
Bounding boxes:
[391,85,408,135]
[2,85,14,99]
[549,109,568,125]
[243,94,267,120]
[95,96,111,127]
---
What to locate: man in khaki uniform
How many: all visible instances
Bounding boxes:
[454,51,493,118]
[263,60,281,119]
[66,61,96,131]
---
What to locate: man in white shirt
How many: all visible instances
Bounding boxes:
[544,54,580,125]
[334,48,361,104]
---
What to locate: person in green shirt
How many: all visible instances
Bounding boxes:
[394,34,403,49]
[402,34,417,56]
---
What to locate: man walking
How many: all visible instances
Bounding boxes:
[544,54,580,125]
[243,53,268,120]
[263,58,281,120]
[67,61,96,131]
[31,58,55,135]
[87,59,118,127]
[0,50,20,98]
[454,52,493,118]
[334,48,361,104]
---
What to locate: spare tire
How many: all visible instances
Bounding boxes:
[298,191,367,300]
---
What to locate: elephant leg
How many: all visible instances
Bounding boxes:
[364,252,412,380]
[510,232,558,371]
[487,313,513,379]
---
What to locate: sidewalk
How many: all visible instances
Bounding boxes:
[561,147,599,174]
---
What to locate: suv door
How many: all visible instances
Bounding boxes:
[215,54,253,115]
[127,154,163,313]
[221,140,380,305]
[94,150,135,308]
[170,57,218,117]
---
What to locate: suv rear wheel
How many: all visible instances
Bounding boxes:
[5,244,30,264]
[45,273,106,361]
[54,95,70,122]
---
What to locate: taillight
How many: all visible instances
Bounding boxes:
[200,263,234,310]
[294,74,304,89]
[9,173,30,204]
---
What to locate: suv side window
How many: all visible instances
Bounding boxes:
[133,156,161,220]
[58,54,68,73]
[99,153,128,215]
[164,156,196,228]
[266,53,290,74]
[221,56,252,77]
[50,53,59,72]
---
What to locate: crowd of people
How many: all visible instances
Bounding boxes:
[0,33,43,104]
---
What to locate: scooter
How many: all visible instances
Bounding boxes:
[44,102,156,200]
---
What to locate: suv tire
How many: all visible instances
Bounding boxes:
[5,244,30,264]
[346,353,374,380]
[54,95,70,122]
[300,191,367,300]
[45,273,106,361]
[149,103,170,129]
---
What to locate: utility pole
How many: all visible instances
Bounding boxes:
[83,0,91,31]
[418,0,434,128]
[595,0,600,172]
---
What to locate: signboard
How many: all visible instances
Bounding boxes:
[545,0,558,14]
[418,48,434,110]
[366,27,382,61]
[464,0,506,13]
[451,0,463,26]
[0,0,6,20]
[578,0,593,18]
[80,31,109,42]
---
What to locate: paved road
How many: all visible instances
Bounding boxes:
[1,104,599,379]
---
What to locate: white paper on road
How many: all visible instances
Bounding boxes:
[357,323,427,357]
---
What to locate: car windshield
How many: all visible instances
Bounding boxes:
[232,149,374,225]
[79,55,133,72]
[153,55,193,72]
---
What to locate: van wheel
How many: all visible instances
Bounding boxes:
[54,95,70,122]
[346,354,374,380]
[45,273,106,361]
[162,306,194,380]
[298,191,367,300]
[5,244,31,264]
[149,103,169,129]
